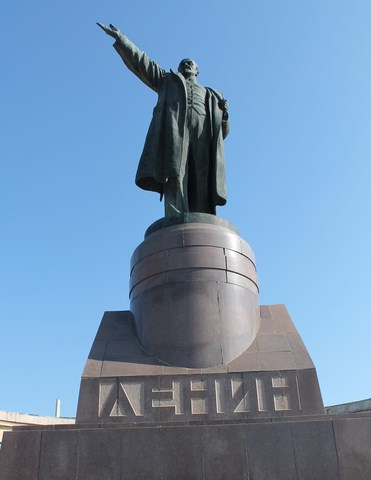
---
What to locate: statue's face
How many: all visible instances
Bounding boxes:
[178,59,199,78]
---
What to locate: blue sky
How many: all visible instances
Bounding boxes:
[1,1,371,418]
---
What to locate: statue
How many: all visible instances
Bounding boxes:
[97,23,230,217]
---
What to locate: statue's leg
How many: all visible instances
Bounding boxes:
[163,132,190,216]
[164,176,188,216]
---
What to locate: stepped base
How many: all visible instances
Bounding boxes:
[1,413,371,479]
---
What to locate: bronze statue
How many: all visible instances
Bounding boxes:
[97,23,229,216]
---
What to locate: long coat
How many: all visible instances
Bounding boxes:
[113,35,229,209]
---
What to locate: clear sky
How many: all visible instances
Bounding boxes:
[1,1,371,418]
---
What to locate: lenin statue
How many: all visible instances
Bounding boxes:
[98,23,229,217]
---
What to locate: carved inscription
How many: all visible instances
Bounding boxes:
[98,373,302,423]
[99,380,145,417]
[190,379,208,414]
[152,381,183,414]
[272,376,291,411]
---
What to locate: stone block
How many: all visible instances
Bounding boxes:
[159,426,203,480]
[201,425,247,479]
[39,430,79,480]
[245,422,297,479]
[77,429,122,479]
[0,430,41,480]
[257,333,291,352]
[291,420,340,480]
[121,428,161,480]
[333,416,371,479]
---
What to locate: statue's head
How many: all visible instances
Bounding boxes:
[178,58,199,78]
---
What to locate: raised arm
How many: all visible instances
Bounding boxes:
[97,23,166,92]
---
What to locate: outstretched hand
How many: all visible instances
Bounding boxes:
[97,22,121,40]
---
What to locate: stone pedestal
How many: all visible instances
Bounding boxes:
[75,304,324,425]
[1,217,371,479]
[130,218,260,367]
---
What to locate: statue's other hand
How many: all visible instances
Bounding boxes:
[219,99,229,120]
[97,22,121,40]
[218,99,228,112]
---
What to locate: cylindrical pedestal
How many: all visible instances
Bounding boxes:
[130,217,260,368]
